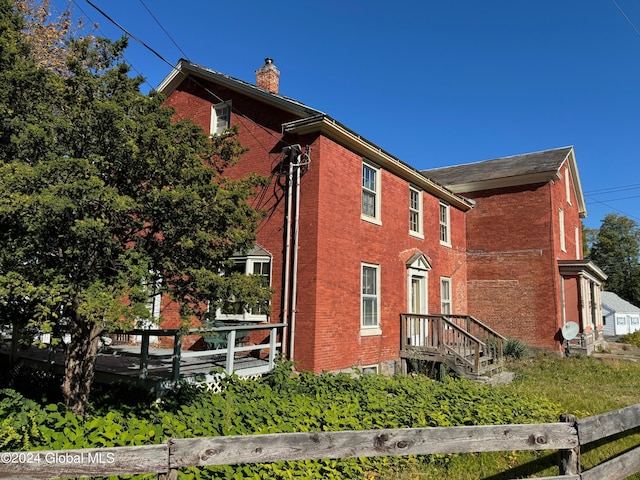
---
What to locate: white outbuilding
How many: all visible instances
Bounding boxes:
[602,291,640,336]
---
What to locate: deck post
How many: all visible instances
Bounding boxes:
[268,326,277,370]
[558,413,580,475]
[140,331,150,379]
[225,330,236,374]
[171,332,181,382]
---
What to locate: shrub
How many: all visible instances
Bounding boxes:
[503,337,531,359]
[619,330,640,347]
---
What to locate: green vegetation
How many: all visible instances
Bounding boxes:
[3,356,640,479]
[0,0,270,415]
[619,331,640,347]
[502,337,531,359]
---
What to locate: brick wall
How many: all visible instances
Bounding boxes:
[163,76,468,372]
[463,167,584,352]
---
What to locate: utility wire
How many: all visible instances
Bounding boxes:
[138,0,189,60]
[83,1,293,151]
[70,0,156,92]
[585,196,640,222]
[85,0,172,69]
[585,184,640,195]
[610,0,640,40]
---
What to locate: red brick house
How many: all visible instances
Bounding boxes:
[156,59,474,373]
[424,147,607,354]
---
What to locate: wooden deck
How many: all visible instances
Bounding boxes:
[2,323,285,393]
[400,314,507,381]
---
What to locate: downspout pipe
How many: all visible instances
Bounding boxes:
[280,144,309,361]
[289,156,302,361]
[280,152,295,358]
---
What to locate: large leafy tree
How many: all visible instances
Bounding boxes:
[590,213,640,305]
[0,0,270,415]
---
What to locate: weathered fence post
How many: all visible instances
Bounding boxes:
[158,469,178,480]
[558,413,580,475]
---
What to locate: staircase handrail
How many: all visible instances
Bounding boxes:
[440,317,485,374]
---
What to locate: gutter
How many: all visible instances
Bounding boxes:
[282,115,473,211]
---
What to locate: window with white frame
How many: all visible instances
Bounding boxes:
[362,161,381,223]
[565,168,572,205]
[440,277,452,314]
[559,208,566,252]
[217,253,271,321]
[361,263,380,330]
[439,202,451,246]
[409,186,423,237]
[211,102,231,135]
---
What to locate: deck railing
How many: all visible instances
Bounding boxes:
[126,323,285,381]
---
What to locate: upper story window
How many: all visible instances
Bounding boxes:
[439,202,451,246]
[409,186,423,237]
[362,161,381,224]
[218,250,271,321]
[559,208,566,252]
[565,168,572,205]
[361,263,381,332]
[211,102,231,135]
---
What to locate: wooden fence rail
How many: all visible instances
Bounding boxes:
[2,403,640,479]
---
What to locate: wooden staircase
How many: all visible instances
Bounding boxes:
[400,314,510,383]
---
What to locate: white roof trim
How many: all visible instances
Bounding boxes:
[283,116,473,211]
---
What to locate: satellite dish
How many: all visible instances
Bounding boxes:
[562,322,580,341]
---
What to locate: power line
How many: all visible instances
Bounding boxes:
[70,0,156,92]
[85,0,172,69]
[138,0,189,60]
[585,183,640,195]
[610,0,640,40]
[82,1,293,151]
[585,196,640,223]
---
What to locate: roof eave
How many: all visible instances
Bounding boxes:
[283,116,473,211]
[558,259,607,282]
[563,148,588,219]
[157,60,323,119]
[443,172,562,195]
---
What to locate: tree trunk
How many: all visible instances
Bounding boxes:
[61,317,102,416]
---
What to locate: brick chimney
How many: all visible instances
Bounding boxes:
[255,58,280,93]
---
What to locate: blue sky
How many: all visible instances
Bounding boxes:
[55,0,640,230]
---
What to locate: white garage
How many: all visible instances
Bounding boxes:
[602,291,640,336]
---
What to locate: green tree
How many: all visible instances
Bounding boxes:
[590,213,640,305]
[582,221,598,257]
[0,0,270,415]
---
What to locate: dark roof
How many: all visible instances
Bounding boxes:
[422,146,573,187]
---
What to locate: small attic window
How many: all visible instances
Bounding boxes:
[211,102,231,135]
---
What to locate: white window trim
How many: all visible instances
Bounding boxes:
[361,160,382,225]
[440,277,452,314]
[409,186,424,239]
[217,254,271,322]
[360,364,379,374]
[565,168,572,205]
[439,202,451,247]
[361,262,382,335]
[210,101,231,135]
[559,208,566,252]
[575,226,580,259]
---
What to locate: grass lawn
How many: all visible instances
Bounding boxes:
[383,354,640,479]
